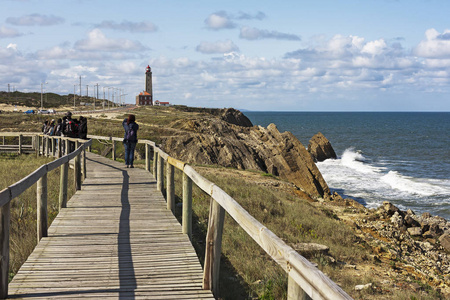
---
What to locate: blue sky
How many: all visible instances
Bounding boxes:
[1,0,450,111]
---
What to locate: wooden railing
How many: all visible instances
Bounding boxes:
[1,132,353,299]
[87,134,353,300]
[0,132,92,298]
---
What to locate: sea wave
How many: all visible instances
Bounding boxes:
[340,148,384,174]
[317,147,450,210]
[380,171,448,196]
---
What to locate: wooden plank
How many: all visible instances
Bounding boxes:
[8,152,214,299]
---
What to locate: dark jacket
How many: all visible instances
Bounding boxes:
[123,119,139,143]
[79,117,88,139]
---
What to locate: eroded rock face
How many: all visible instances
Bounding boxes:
[220,108,253,127]
[308,132,337,162]
[162,118,329,199]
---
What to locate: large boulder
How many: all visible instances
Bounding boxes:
[162,119,330,199]
[308,132,337,162]
[439,234,450,253]
[220,108,253,127]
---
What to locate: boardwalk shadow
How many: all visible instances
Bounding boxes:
[119,170,137,299]
[87,157,137,298]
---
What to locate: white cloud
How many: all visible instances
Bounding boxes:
[415,28,450,58]
[204,12,236,30]
[0,26,22,38]
[239,26,301,41]
[196,40,239,54]
[361,39,387,56]
[6,14,64,26]
[74,29,147,52]
[95,20,158,32]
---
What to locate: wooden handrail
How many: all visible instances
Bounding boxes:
[0,133,92,299]
[87,135,352,300]
[1,133,352,300]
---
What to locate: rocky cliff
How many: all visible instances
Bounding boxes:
[161,109,330,199]
[308,132,337,162]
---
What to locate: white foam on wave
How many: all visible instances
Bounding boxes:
[382,171,450,196]
[317,147,450,203]
[340,148,384,174]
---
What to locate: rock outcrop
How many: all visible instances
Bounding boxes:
[219,108,253,127]
[162,117,330,199]
[354,202,450,291]
[308,132,337,162]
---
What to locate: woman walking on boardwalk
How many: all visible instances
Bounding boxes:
[122,114,139,168]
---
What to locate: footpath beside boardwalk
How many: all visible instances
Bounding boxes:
[8,152,214,299]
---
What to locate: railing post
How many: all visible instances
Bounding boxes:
[157,154,164,192]
[65,139,69,155]
[203,198,225,297]
[0,199,11,299]
[145,143,151,172]
[182,172,193,239]
[112,140,116,160]
[74,141,81,190]
[36,135,40,157]
[37,171,48,241]
[288,274,312,300]
[18,134,23,154]
[59,160,69,209]
[153,149,158,178]
[82,144,87,180]
[51,137,56,157]
[57,137,62,158]
[45,136,49,157]
[41,136,45,156]
[167,163,175,212]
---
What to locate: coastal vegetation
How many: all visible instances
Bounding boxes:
[1,104,448,299]
[0,153,75,279]
[0,91,112,109]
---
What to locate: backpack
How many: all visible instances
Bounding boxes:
[126,126,136,141]
[66,119,79,137]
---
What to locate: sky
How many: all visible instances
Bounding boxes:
[1,0,450,111]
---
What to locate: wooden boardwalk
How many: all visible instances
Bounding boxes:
[8,153,214,299]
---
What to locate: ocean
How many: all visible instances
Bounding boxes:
[245,112,450,220]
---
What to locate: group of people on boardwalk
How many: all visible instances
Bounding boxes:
[40,111,138,168]
[41,112,88,140]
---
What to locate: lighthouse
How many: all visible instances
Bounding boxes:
[145,65,152,96]
[136,65,153,106]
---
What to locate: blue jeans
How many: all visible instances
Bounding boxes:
[124,142,136,166]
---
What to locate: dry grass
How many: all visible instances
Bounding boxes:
[158,165,368,299]
[0,153,75,280]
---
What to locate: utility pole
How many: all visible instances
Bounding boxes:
[73,85,76,110]
[7,84,10,97]
[95,83,99,111]
[79,76,82,99]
